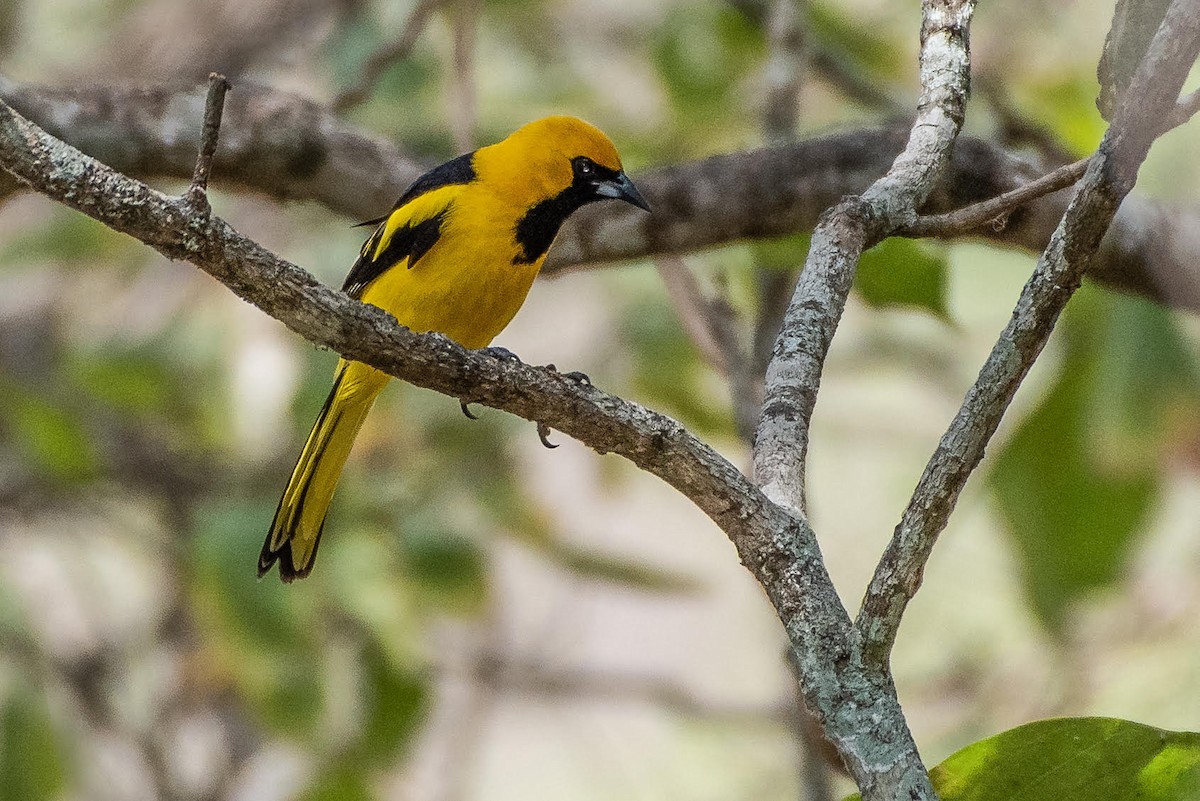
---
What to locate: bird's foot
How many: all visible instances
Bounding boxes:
[545,363,591,385]
[536,420,558,449]
[481,345,521,363]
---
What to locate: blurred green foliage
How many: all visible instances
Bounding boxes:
[2,0,1200,799]
[0,685,69,801]
[989,288,1200,633]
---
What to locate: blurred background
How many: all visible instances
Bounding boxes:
[2,0,1200,799]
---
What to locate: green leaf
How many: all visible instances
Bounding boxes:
[398,524,489,613]
[988,339,1156,632]
[988,289,1197,633]
[854,238,951,321]
[301,764,373,801]
[0,687,69,801]
[843,718,1200,801]
[354,643,428,767]
[2,382,97,481]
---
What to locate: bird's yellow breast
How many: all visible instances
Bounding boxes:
[358,183,544,349]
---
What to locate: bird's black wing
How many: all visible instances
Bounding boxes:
[343,152,477,298]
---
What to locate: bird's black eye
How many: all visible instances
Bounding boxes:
[572,156,596,178]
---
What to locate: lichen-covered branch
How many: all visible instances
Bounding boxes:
[856,0,1200,665]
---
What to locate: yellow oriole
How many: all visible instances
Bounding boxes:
[259,116,649,582]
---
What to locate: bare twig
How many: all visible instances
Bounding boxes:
[904,84,1200,239]
[331,0,444,113]
[856,0,1200,667]
[904,156,1090,237]
[185,72,230,209]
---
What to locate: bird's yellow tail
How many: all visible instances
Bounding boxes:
[259,360,388,582]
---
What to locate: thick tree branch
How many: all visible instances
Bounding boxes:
[6,77,1200,313]
[856,0,1200,665]
[0,96,920,801]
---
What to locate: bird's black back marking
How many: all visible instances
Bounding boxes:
[343,211,447,297]
[355,152,477,228]
[512,162,621,264]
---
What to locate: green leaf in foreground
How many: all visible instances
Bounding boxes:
[842,717,1200,801]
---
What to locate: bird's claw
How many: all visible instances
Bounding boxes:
[482,346,521,363]
[537,421,559,449]
[460,400,479,420]
[545,363,591,385]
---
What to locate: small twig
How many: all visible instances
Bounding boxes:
[1165,86,1200,129]
[185,73,230,209]
[331,0,443,113]
[904,156,1090,237]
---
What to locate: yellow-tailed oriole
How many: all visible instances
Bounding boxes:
[259,116,649,582]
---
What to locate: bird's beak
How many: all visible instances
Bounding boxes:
[596,171,651,212]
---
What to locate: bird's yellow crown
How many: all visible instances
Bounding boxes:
[473,115,624,207]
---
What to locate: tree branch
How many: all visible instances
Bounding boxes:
[856,0,1200,666]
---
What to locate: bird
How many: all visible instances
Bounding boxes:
[258,116,650,582]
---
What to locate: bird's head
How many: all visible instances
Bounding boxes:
[476,116,650,214]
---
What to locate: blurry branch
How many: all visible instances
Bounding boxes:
[653,256,731,372]
[0,93,921,797]
[6,77,1200,312]
[809,44,909,116]
[331,0,444,113]
[856,0,1200,665]
[466,650,790,726]
[446,0,481,153]
[762,0,806,140]
[977,75,1079,165]
[0,76,425,220]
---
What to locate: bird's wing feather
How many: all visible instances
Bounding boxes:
[343,183,465,298]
